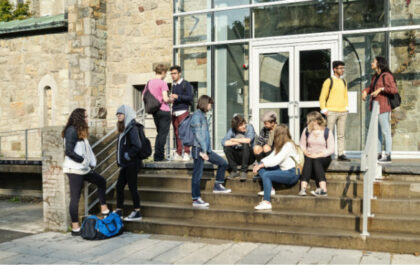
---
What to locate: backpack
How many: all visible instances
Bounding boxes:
[81,213,123,240]
[178,115,194,146]
[135,122,152,160]
[143,82,161,114]
[325,77,347,103]
[290,145,305,176]
[305,127,329,148]
[382,74,401,110]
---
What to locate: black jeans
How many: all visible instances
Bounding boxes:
[67,171,106,223]
[301,156,332,184]
[254,150,272,162]
[223,145,255,173]
[116,163,141,209]
[153,110,171,161]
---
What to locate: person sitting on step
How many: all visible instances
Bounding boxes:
[253,124,300,210]
[222,115,256,181]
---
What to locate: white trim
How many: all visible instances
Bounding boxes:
[345,151,420,160]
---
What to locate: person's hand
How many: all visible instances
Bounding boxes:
[362,91,368,101]
[171,94,179,100]
[371,88,382,98]
[323,111,328,117]
[199,152,209,161]
[304,150,311,157]
[253,163,264,174]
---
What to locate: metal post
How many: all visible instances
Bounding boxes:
[25,129,28,161]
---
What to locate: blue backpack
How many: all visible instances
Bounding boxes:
[179,115,194,146]
[81,212,123,240]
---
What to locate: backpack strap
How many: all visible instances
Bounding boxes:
[325,77,333,103]
[324,127,329,148]
[305,127,309,148]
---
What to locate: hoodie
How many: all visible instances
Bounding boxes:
[116,105,142,168]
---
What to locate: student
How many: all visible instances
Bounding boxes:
[62,108,109,236]
[144,64,173,162]
[222,115,256,180]
[319,60,350,161]
[253,124,300,210]
[170,65,194,161]
[191,95,231,208]
[362,56,398,164]
[114,105,142,221]
[298,111,334,197]
[254,111,277,162]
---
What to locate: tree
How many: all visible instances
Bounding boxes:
[0,0,31,22]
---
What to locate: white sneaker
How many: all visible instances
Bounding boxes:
[182,153,191,161]
[173,153,183,161]
[254,200,272,210]
[257,189,275,196]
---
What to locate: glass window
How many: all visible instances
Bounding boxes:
[214,0,250,8]
[390,0,420,26]
[344,0,386,30]
[214,8,250,41]
[254,1,339,38]
[342,32,386,151]
[259,52,289,103]
[174,0,210,13]
[390,30,420,151]
[214,44,249,150]
[176,14,210,45]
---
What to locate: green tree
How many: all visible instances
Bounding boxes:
[0,0,31,22]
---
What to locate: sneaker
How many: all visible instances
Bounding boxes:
[113,209,123,217]
[227,171,240,180]
[298,188,307,196]
[124,210,142,221]
[311,189,328,197]
[254,200,272,210]
[378,154,392,164]
[213,183,232,194]
[338,155,350,162]
[240,172,248,181]
[173,153,183,161]
[192,198,209,208]
[101,209,110,217]
[71,228,81,236]
[182,153,191,161]
[258,188,275,196]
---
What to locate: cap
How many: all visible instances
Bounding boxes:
[262,111,277,122]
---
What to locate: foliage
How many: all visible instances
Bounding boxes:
[0,0,31,23]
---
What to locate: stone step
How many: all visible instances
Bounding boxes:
[122,217,420,254]
[372,197,420,216]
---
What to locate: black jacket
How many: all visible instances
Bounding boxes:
[64,126,84,163]
[117,120,142,168]
[172,80,193,112]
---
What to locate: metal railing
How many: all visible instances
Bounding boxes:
[0,128,42,162]
[84,107,146,216]
[360,101,381,237]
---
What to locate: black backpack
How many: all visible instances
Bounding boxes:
[143,82,161,114]
[134,122,152,160]
[382,74,401,110]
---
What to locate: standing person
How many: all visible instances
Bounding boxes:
[170,65,194,161]
[362,56,398,164]
[62,108,109,236]
[319,60,350,161]
[191,95,231,208]
[222,115,256,180]
[254,111,277,162]
[253,124,300,210]
[114,105,143,221]
[298,111,334,197]
[144,64,173,162]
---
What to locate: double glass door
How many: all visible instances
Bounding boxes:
[251,42,338,142]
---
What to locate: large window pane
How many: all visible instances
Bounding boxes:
[215,0,249,8]
[176,14,210,45]
[344,0,386,30]
[390,0,420,26]
[390,30,420,151]
[215,8,250,41]
[343,33,386,151]
[174,0,210,13]
[215,44,249,150]
[254,1,339,38]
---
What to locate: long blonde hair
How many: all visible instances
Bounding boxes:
[273,124,294,154]
[306,111,326,132]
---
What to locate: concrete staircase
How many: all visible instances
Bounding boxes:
[108,162,420,254]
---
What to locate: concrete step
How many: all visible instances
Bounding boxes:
[372,197,420,216]
[122,217,420,254]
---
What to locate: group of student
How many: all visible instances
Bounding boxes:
[61,56,398,235]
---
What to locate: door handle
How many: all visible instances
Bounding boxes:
[294,101,299,119]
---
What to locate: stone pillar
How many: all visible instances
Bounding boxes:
[42,126,69,232]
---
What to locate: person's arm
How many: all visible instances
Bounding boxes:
[319,79,331,114]
[64,127,84,163]
[261,142,293,168]
[161,82,172,103]
[176,82,194,103]
[344,80,349,110]
[362,77,374,101]
[244,124,255,145]
[299,128,307,152]
[221,129,237,146]
[191,115,208,153]
[125,125,142,160]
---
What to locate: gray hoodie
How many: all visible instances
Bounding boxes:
[116,105,140,166]
[116,105,137,128]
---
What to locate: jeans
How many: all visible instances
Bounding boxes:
[116,163,141,209]
[223,145,255,172]
[172,111,190,156]
[67,171,106,223]
[153,110,171,161]
[301,156,332,185]
[327,111,348,156]
[259,167,298,201]
[191,147,228,200]
[378,111,392,155]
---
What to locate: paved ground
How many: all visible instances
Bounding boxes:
[0,232,420,264]
[0,199,44,234]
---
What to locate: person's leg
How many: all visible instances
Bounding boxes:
[125,164,141,209]
[379,112,392,155]
[253,145,263,162]
[261,168,299,201]
[300,156,313,190]
[153,112,162,160]
[155,111,171,161]
[262,144,272,154]
[327,112,338,134]
[313,157,331,192]
[208,152,228,184]
[66,174,84,228]
[336,112,348,156]
[223,146,238,172]
[172,114,182,156]
[191,148,204,199]
[116,168,128,209]
[240,144,251,173]
[378,114,384,154]
[83,171,108,211]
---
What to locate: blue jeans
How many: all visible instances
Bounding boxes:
[378,112,392,155]
[259,167,298,201]
[191,147,228,200]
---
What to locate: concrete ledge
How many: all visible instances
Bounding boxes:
[0,164,42,174]
[0,188,42,198]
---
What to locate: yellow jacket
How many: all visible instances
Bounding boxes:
[319,76,348,113]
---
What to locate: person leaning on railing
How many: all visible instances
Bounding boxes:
[62,108,110,236]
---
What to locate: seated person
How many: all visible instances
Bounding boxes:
[254,111,277,162]
[222,115,256,180]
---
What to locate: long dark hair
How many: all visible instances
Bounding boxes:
[375,56,392,74]
[62,108,89,139]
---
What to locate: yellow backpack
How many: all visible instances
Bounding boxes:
[291,145,305,176]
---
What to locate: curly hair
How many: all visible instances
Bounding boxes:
[61,108,89,139]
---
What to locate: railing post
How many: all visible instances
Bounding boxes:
[25,129,28,161]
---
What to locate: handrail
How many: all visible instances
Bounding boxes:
[360,101,381,237]
[0,128,42,161]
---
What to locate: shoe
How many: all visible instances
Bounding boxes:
[71,229,81,236]
[182,153,191,161]
[254,200,272,210]
[240,172,248,181]
[227,171,239,180]
[311,189,328,197]
[113,209,123,217]
[124,210,142,221]
[338,155,350,162]
[298,188,307,196]
[257,189,275,196]
[101,209,110,217]
[173,153,183,161]
[192,198,209,208]
[378,154,392,164]
[213,183,232,194]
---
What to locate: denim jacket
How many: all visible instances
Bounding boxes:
[221,124,256,147]
[191,109,212,153]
